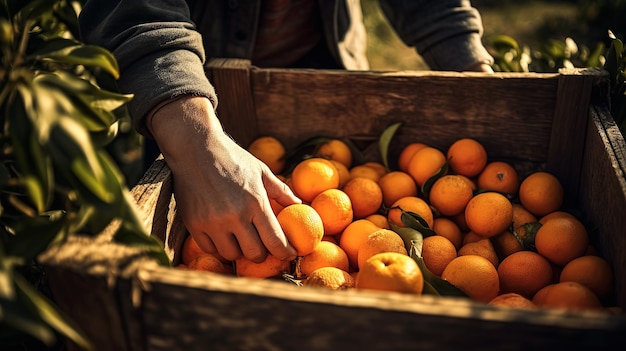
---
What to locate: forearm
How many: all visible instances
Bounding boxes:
[79,0,216,136]
[379,0,493,71]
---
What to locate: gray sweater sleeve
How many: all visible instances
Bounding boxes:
[379,0,493,70]
[79,0,216,136]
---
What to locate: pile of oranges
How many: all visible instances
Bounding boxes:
[178,135,619,314]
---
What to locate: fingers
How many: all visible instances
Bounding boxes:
[191,231,217,254]
[252,207,297,262]
[264,172,301,207]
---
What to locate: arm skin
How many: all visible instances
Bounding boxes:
[79,0,299,263]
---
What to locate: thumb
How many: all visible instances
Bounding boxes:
[264,173,302,207]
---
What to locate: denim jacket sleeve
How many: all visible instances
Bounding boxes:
[379,0,493,71]
[79,0,216,136]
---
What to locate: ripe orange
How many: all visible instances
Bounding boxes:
[397,142,428,173]
[432,217,463,250]
[291,157,340,202]
[348,164,383,182]
[355,252,424,294]
[277,203,325,256]
[188,253,233,275]
[457,239,499,269]
[235,254,292,279]
[342,177,383,219]
[181,234,206,265]
[421,235,457,276]
[314,138,353,168]
[477,161,520,196]
[559,255,614,300]
[406,146,447,187]
[488,293,536,309]
[362,162,388,178]
[357,228,408,270]
[538,210,576,224]
[387,196,434,228]
[303,267,355,290]
[338,219,381,269]
[532,282,603,311]
[511,203,537,230]
[364,213,390,229]
[329,159,351,188]
[518,171,564,216]
[378,171,418,208]
[497,250,553,299]
[299,241,350,276]
[446,138,488,178]
[464,192,513,237]
[534,216,589,266]
[491,230,523,261]
[247,135,286,174]
[428,174,474,217]
[310,188,354,235]
[441,255,500,303]
[462,231,483,245]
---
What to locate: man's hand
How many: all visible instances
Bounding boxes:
[147,96,300,263]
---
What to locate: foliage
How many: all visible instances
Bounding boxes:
[0,0,169,349]
[487,31,626,135]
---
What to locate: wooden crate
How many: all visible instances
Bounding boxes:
[39,59,626,350]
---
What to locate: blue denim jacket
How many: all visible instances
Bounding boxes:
[79,0,493,134]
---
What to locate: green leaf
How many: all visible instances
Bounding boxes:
[36,45,120,79]
[2,211,67,262]
[400,210,437,238]
[113,219,170,267]
[390,222,466,297]
[421,158,449,201]
[13,274,93,350]
[378,122,401,171]
[14,0,59,28]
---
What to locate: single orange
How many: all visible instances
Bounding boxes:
[441,255,500,303]
[314,138,353,168]
[446,138,488,178]
[348,164,383,182]
[518,171,564,217]
[457,239,499,269]
[364,213,390,229]
[378,171,418,208]
[477,161,519,196]
[310,188,354,236]
[299,241,350,277]
[387,196,434,228]
[303,267,355,290]
[532,282,603,311]
[559,255,614,300]
[329,159,351,188]
[464,192,513,237]
[511,203,538,230]
[355,252,424,294]
[338,219,381,269]
[188,253,233,275]
[397,142,428,173]
[362,161,388,178]
[357,228,408,270]
[342,177,383,219]
[235,254,292,279]
[491,230,523,261]
[247,135,286,174]
[428,174,474,217]
[406,146,447,187]
[291,157,340,202]
[488,293,536,309]
[181,234,206,265]
[538,210,576,224]
[421,235,458,276]
[277,203,325,256]
[534,216,589,266]
[497,250,553,299]
[432,217,464,250]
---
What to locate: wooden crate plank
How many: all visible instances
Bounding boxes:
[547,68,609,208]
[249,69,559,170]
[205,58,258,147]
[580,105,626,307]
